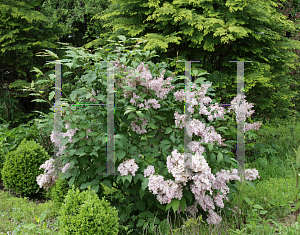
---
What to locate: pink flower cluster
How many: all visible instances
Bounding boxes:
[37,123,92,191]
[112,60,261,225]
[49,123,91,157]
[86,89,101,102]
[117,159,139,177]
[114,61,261,137]
[36,158,71,190]
[117,152,259,225]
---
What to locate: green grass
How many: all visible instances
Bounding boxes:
[1,113,300,234]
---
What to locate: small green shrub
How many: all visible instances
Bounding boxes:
[46,174,71,214]
[58,184,120,235]
[1,139,50,197]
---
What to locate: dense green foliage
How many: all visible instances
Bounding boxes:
[40,0,113,49]
[57,185,120,235]
[0,0,65,79]
[0,0,66,128]
[1,139,50,197]
[87,0,300,121]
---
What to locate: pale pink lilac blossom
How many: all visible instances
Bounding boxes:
[117,159,139,177]
[36,158,71,190]
[86,88,97,102]
[37,123,92,190]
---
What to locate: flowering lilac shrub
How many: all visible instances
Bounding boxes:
[31,36,262,234]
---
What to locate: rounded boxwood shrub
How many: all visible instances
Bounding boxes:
[1,138,50,197]
[58,184,120,235]
[46,174,71,214]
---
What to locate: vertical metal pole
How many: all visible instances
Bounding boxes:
[53,61,63,179]
[229,61,252,182]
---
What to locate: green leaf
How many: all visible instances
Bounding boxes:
[31,99,48,103]
[80,183,89,190]
[170,134,176,143]
[124,108,135,115]
[91,179,100,185]
[244,196,251,205]
[156,204,166,211]
[42,221,48,230]
[162,144,171,152]
[34,79,49,85]
[124,174,132,183]
[78,131,86,139]
[69,177,75,187]
[118,35,126,42]
[142,178,149,191]
[136,200,146,211]
[137,219,145,227]
[170,199,180,213]
[154,115,164,121]
[74,148,86,156]
[210,153,216,162]
[48,91,55,101]
[79,173,87,182]
[159,140,171,146]
[39,209,49,223]
[102,179,112,189]
[253,204,264,210]
[116,150,126,161]
[217,152,223,163]
[128,113,136,119]
[207,143,213,152]
[136,111,144,118]
[245,180,256,189]
[139,187,145,199]
[148,122,158,129]
[165,127,173,134]
[22,224,37,229]
[91,185,99,194]
[86,93,93,99]
[180,196,187,212]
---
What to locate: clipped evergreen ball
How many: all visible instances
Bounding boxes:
[58,185,120,235]
[47,174,71,215]
[1,139,50,197]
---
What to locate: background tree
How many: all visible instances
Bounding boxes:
[0,0,66,128]
[86,0,300,122]
[39,0,113,51]
[272,0,300,114]
[0,0,115,128]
